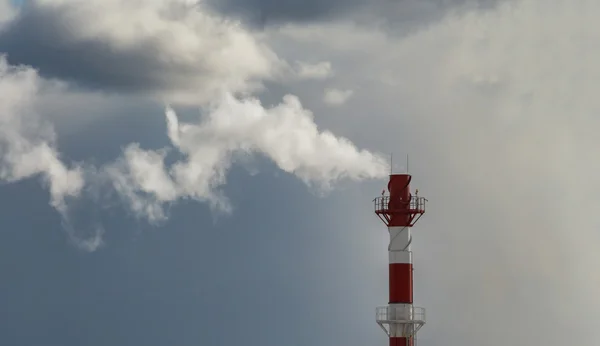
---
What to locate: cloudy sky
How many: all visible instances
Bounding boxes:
[2,0,600,345]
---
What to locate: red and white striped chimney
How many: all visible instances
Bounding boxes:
[374,174,426,346]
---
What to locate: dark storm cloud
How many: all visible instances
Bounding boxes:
[207,0,364,24]
[207,0,501,26]
[0,6,171,92]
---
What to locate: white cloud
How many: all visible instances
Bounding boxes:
[107,92,389,222]
[294,61,334,80]
[8,0,285,104]
[323,88,353,106]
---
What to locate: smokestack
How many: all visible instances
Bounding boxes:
[374,174,427,346]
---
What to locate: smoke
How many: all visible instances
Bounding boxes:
[0,55,106,251]
[0,54,387,247]
[0,0,390,249]
[0,56,83,213]
[106,92,389,222]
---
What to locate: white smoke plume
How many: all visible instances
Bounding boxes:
[0,56,105,251]
[107,92,389,223]
[0,0,390,247]
[0,56,83,213]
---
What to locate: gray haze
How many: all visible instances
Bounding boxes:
[265,1,600,344]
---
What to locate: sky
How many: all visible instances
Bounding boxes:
[1,0,600,346]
